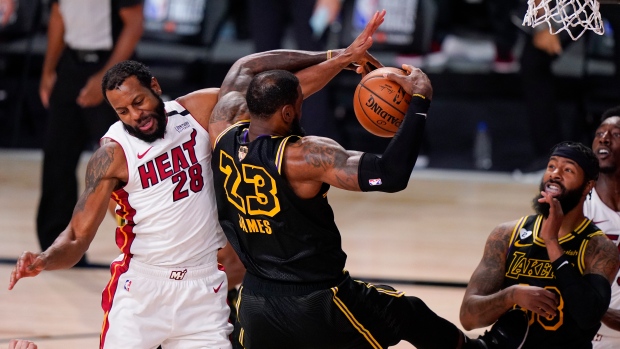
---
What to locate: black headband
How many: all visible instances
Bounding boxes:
[551,145,598,180]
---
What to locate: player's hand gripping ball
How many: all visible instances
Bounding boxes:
[353,67,412,137]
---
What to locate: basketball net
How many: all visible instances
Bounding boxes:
[522,0,604,40]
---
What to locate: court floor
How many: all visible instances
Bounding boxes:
[0,149,539,348]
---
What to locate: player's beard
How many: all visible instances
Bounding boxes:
[532,179,587,218]
[123,93,167,143]
[290,117,305,136]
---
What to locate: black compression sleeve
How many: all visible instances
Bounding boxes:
[552,255,612,329]
[358,96,430,192]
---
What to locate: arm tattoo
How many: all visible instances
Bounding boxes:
[463,224,512,314]
[303,142,336,170]
[75,147,114,212]
[585,236,619,280]
[302,141,358,189]
[476,226,511,293]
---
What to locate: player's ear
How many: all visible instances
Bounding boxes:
[281,104,294,123]
[150,77,162,95]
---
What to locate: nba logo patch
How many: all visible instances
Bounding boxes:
[368,178,382,186]
[124,279,132,291]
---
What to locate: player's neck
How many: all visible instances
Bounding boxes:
[248,120,288,141]
[559,205,588,237]
[595,174,620,211]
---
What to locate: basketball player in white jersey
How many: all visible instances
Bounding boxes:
[588,109,620,349]
[7,12,384,348]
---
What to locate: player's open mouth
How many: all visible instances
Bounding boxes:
[138,118,154,132]
[544,182,562,196]
[597,148,610,159]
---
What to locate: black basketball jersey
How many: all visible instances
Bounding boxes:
[212,122,347,284]
[502,214,606,349]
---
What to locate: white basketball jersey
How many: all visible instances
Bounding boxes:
[584,188,620,340]
[103,100,226,267]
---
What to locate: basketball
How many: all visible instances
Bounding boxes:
[353,67,412,137]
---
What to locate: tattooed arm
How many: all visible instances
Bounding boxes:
[9,142,127,289]
[585,235,619,284]
[283,136,364,198]
[207,10,386,144]
[218,10,385,99]
[459,221,560,330]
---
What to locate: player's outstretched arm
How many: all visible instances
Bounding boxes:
[208,10,386,143]
[219,10,385,100]
[8,141,126,290]
[283,65,433,197]
[294,9,385,98]
[460,221,559,330]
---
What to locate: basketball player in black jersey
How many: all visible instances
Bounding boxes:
[209,49,528,349]
[460,141,620,349]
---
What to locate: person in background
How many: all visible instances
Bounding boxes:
[518,1,620,172]
[36,0,144,266]
[586,106,620,348]
[0,0,15,27]
[247,0,344,142]
[461,141,619,348]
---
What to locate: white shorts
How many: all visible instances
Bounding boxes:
[592,333,620,349]
[101,254,233,349]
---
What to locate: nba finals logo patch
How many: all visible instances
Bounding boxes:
[124,279,132,291]
[368,178,382,186]
[238,145,248,161]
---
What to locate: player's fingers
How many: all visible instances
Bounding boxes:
[8,267,17,290]
[361,10,385,37]
[400,64,414,73]
[26,257,45,273]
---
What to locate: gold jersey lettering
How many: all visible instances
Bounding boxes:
[238,214,248,232]
[506,252,555,279]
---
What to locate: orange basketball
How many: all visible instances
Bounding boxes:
[353,67,412,137]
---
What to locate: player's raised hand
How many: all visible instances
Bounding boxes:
[538,190,563,242]
[338,9,386,73]
[8,251,46,290]
[384,64,433,101]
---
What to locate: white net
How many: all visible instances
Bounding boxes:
[522,0,604,40]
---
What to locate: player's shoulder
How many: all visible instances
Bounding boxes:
[489,219,523,241]
[88,140,128,180]
[295,135,341,149]
[98,139,127,162]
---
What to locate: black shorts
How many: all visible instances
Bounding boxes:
[231,272,408,349]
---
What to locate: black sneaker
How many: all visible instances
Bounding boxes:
[475,309,529,349]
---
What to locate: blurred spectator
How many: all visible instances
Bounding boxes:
[247,0,344,141]
[0,0,15,27]
[518,2,620,172]
[36,0,143,265]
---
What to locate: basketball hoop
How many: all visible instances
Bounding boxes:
[522,0,604,41]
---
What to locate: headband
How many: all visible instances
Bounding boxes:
[551,144,598,180]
